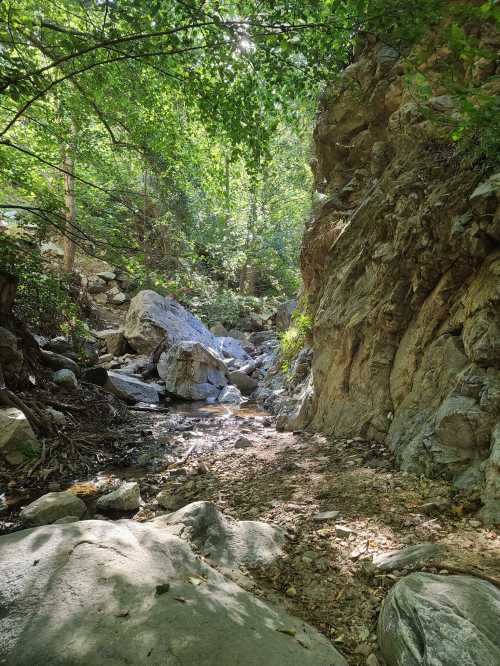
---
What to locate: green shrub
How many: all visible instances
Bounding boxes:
[279,311,312,374]
[0,236,85,337]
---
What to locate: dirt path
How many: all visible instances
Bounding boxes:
[3,401,500,664]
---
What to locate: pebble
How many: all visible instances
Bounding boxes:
[335,525,354,539]
[234,436,252,449]
[313,510,340,522]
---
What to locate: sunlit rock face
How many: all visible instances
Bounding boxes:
[285,30,500,522]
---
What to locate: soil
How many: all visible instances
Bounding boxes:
[2,396,499,665]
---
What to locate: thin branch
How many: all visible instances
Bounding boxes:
[0,40,229,137]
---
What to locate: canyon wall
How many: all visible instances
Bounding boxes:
[287,27,500,522]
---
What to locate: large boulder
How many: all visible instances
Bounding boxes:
[154,501,286,568]
[124,290,219,354]
[0,519,347,666]
[157,341,227,400]
[20,491,86,526]
[378,573,500,665]
[0,407,39,465]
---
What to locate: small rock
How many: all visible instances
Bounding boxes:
[313,510,340,522]
[45,407,66,425]
[110,292,128,305]
[96,482,141,511]
[97,271,116,281]
[469,519,481,528]
[234,436,252,449]
[286,586,297,597]
[52,369,78,389]
[20,491,86,526]
[156,490,185,511]
[98,353,113,363]
[366,655,379,666]
[335,525,354,539]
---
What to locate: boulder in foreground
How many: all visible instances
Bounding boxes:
[378,572,500,665]
[0,518,347,666]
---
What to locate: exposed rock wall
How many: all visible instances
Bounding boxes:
[290,28,500,522]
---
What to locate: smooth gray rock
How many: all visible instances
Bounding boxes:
[0,519,346,666]
[124,290,222,354]
[105,371,160,404]
[158,341,227,400]
[228,369,258,395]
[20,491,86,526]
[96,481,141,511]
[0,407,40,465]
[218,385,243,405]
[53,369,78,389]
[97,270,116,281]
[372,543,444,571]
[378,573,500,666]
[153,501,286,568]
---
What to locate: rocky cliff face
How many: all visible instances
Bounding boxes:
[287,28,500,522]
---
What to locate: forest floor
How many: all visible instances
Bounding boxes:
[3,399,500,665]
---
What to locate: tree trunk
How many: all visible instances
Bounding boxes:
[0,271,17,321]
[62,121,77,273]
[240,182,257,296]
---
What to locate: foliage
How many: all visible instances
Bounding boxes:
[279,311,313,374]
[0,0,498,328]
[0,235,85,336]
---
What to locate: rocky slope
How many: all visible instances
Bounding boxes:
[282,27,500,523]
